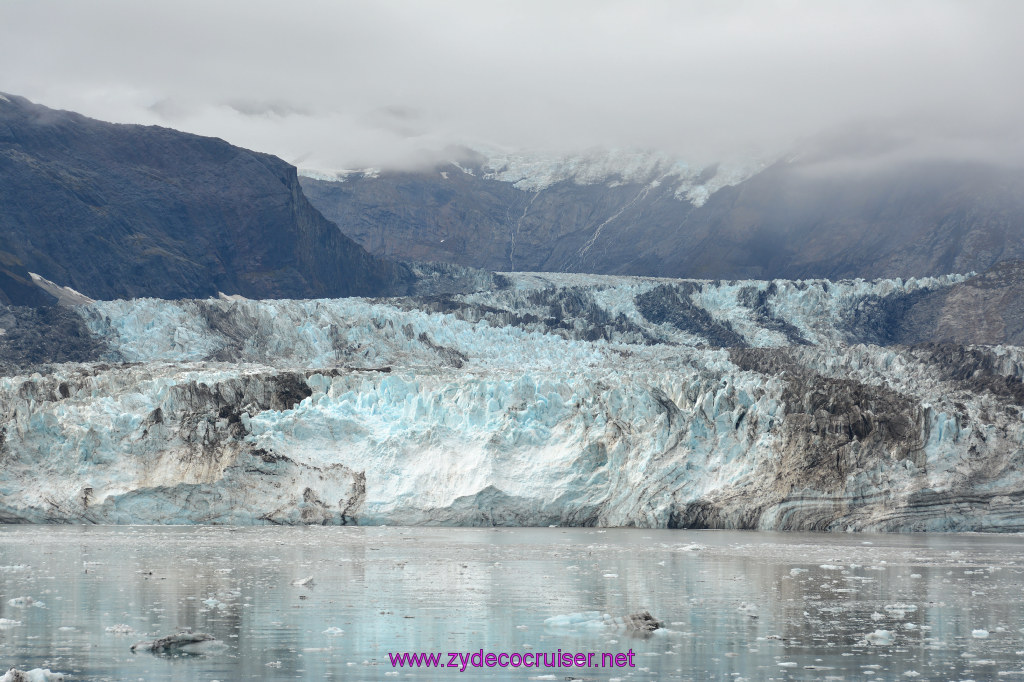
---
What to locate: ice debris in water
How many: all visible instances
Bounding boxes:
[884,603,916,618]
[323,627,344,636]
[0,670,65,682]
[6,597,42,609]
[676,544,705,552]
[737,602,759,617]
[291,576,315,588]
[545,611,662,634]
[972,629,990,638]
[0,619,21,628]
[130,632,223,654]
[863,630,894,645]
[105,624,134,635]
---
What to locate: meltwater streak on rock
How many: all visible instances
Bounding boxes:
[1,270,1023,530]
[300,153,1024,282]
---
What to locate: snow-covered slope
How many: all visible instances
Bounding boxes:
[474,148,766,206]
[299,148,767,208]
[2,272,1022,530]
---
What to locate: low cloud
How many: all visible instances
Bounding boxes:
[2,0,1022,170]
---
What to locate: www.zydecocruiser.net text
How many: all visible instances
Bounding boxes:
[388,649,637,671]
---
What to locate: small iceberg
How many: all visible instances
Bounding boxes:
[863,629,894,645]
[6,597,43,609]
[544,610,663,634]
[130,632,226,654]
[1,669,65,682]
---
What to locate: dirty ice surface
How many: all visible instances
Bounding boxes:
[2,527,1024,681]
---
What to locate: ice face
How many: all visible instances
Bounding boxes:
[1,271,1020,529]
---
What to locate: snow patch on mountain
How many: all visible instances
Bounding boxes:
[298,148,769,206]
[297,167,381,182]
[478,149,768,205]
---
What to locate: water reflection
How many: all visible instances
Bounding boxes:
[1,526,1023,680]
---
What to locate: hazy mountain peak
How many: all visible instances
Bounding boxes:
[298,146,770,208]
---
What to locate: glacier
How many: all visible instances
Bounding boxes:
[1,271,1022,530]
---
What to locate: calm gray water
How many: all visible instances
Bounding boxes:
[1,526,1023,681]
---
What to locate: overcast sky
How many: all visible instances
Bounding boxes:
[1,0,1022,170]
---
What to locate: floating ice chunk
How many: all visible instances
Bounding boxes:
[544,611,662,634]
[323,627,344,635]
[737,602,759,617]
[904,672,920,678]
[778,662,797,667]
[819,564,843,570]
[7,597,43,608]
[0,618,21,628]
[0,669,65,682]
[676,543,705,552]
[790,568,808,576]
[864,629,894,645]
[105,624,135,635]
[291,576,315,587]
[972,629,990,638]
[871,612,885,621]
[130,632,224,654]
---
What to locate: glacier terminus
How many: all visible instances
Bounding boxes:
[2,270,1023,531]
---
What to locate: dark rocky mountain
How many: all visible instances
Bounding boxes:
[0,252,54,306]
[301,152,1024,281]
[846,260,1024,346]
[0,93,414,305]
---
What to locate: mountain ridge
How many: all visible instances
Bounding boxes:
[0,92,414,305]
[301,150,1024,281]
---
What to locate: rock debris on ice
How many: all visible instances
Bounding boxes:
[0,271,1021,531]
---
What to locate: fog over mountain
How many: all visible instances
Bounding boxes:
[3,2,1024,539]
[1,1,1022,172]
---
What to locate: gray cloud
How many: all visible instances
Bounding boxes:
[1,0,1022,170]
